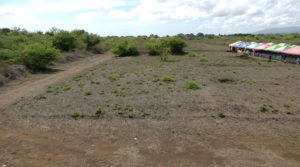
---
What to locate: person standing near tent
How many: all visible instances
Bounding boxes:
[297,57,300,65]
[268,55,272,62]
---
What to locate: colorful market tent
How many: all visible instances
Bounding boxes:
[229,41,242,51]
[273,45,297,52]
[246,43,262,50]
[282,46,300,56]
[264,43,288,52]
[254,43,273,51]
[282,46,300,64]
[233,42,252,49]
[262,43,289,60]
[229,41,242,47]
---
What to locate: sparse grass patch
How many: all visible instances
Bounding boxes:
[85,91,92,96]
[161,76,176,83]
[283,104,290,108]
[272,81,280,85]
[285,111,292,115]
[108,75,119,81]
[137,89,149,95]
[95,107,103,115]
[218,112,226,118]
[141,110,151,117]
[63,84,71,91]
[134,79,144,85]
[73,74,83,81]
[272,109,279,113]
[187,52,198,57]
[259,104,268,112]
[72,112,80,119]
[199,58,208,62]
[183,81,200,90]
[39,94,47,99]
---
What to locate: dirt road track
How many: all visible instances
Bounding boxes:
[0,54,113,112]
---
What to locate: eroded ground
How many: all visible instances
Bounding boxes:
[1,42,300,166]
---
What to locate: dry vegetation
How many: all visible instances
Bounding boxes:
[1,40,300,166]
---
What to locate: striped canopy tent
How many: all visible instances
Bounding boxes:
[263,43,288,60]
[273,45,297,53]
[254,43,273,51]
[233,42,252,52]
[246,43,263,50]
[264,43,288,52]
[229,41,242,51]
[229,41,242,47]
[253,43,274,58]
[283,46,300,56]
[246,43,262,56]
[282,46,300,64]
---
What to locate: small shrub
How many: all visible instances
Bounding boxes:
[188,52,198,57]
[135,79,144,85]
[95,107,102,115]
[142,110,151,117]
[123,104,134,112]
[285,111,292,115]
[283,104,290,108]
[39,94,47,99]
[63,84,71,91]
[72,112,80,119]
[85,91,92,96]
[271,109,279,113]
[183,81,200,90]
[111,39,138,57]
[199,58,208,62]
[161,76,176,83]
[108,75,118,81]
[259,104,268,112]
[218,112,226,118]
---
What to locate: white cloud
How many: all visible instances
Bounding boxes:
[77,11,106,22]
[1,0,300,35]
[31,0,125,12]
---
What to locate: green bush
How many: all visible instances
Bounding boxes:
[188,52,198,57]
[218,112,226,118]
[183,81,200,89]
[145,38,162,55]
[52,31,75,51]
[161,76,176,83]
[111,40,139,57]
[72,112,80,119]
[85,34,101,50]
[163,37,187,54]
[22,43,59,71]
[0,49,19,63]
[199,58,209,62]
[259,104,268,112]
[95,107,102,115]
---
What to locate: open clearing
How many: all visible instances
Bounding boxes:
[0,41,300,167]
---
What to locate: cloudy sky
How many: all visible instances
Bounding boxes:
[0,0,299,36]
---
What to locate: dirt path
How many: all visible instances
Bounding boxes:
[0,53,113,112]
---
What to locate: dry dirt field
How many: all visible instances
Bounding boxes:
[0,41,300,167]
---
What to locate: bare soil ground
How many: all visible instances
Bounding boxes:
[0,42,300,167]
